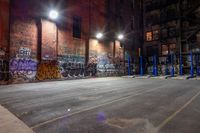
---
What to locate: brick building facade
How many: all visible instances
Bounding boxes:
[1,0,141,83]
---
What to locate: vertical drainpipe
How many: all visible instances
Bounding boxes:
[139,48,143,76]
[56,23,58,60]
[37,18,42,64]
[153,55,157,76]
[171,54,174,77]
[128,54,131,76]
[85,0,91,72]
[197,54,200,76]
[190,51,194,77]
[178,0,183,76]
[7,0,11,83]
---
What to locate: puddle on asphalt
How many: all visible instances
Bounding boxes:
[105,118,158,133]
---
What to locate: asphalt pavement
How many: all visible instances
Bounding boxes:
[0,77,200,133]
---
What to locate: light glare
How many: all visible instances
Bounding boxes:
[96,33,103,39]
[49,10,59,20]
[118,34,124,40]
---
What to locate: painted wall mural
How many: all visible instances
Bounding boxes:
[58,30,86,79]
[96,53,116,76]
[87,40,125,77]
[9,18,38,83]
[58,55,85,78]
[36,60,61,81]
[9,58,37,81]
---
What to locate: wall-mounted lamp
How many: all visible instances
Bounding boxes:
[49,10,59,20]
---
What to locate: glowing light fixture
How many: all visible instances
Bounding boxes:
[118,34,124,40]
[96,32,103,39]
[49,10,59,20]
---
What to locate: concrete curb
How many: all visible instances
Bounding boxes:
[121,75,200,80]
[0,105,35,133]
[150,76,168,79]
[134,75,151,79]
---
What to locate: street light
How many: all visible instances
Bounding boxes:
[49,10,59,20]
[96,32,103,39]
[118,34,124,40]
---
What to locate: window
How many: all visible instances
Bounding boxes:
[161,28,168,39]
[73,16,82,38]
[169,43,176,53]
[146,31,153,41]
[153,30,159,40]
[146,45,158,56]
[146,46,153,56]
[162,45,168,55]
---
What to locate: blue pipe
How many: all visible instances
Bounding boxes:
[165,56,169,75]
[197,54,200,76]
[140,56,143,76]
[190,51,194,77]
[128,55,131,76]
[153,55,157,76]
[179,53,183,76]
[132,57,134,75]
[171,54,174,77]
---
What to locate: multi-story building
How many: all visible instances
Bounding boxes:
[143,0,200,74]
[106,0,143,74]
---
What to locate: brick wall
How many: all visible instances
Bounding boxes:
[0,0,9,81]
[7,0,125,83]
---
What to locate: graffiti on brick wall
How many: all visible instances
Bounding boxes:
[97,54,115,75]
[58,55,85,78]
[113,56,125,75]
[9,58,37,81]
[0,59,8,81]
[87,52,124,77]
[18,47,31,58]
[36,60,61,81]
[9,46,38,82]
[86,55,97,76]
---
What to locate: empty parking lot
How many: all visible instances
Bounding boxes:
[0,77,200,133]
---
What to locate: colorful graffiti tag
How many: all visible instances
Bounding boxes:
[18,47,31,58]
[58,55,85,78]
[36,61,61,81]
[87,53,124,77]
[86,55,98,76]
[97,54,116,76]
[9,58,37,81]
